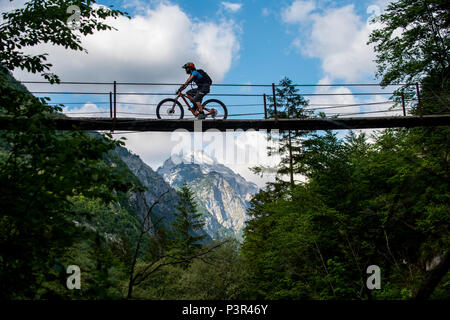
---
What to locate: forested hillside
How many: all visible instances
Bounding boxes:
[241,0,449,300]
[242,127,449,299]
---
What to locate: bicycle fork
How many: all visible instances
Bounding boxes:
[169,96,179,114]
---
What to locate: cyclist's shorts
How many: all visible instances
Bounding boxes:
[187,85,210,103]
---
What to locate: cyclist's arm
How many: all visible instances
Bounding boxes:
[178,75,194,93]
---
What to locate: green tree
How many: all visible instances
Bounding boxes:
[0,1,133,299]
[171,182,206,257]
[0,69,136,299]
[243,128,449,300]
[368,0,449,114]
[175,239,250,299]
[1,0,128,83]
[242,0,450,301]
[368,0,450,298]
[133,239,250,300]
[125,187,223,299]
[243,183,345,299]
[252,77,311,188]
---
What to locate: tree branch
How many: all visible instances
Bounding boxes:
[414,251,450,300]
[133,242,226,287]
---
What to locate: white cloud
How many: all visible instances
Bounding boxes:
[65,102,106,117]
[0,0,25,11]
[282,0,316,23]
[12,3,239,86]
[115,129,279,189]
[221,2,242,13]
[372,0,394,11]
[10,2,242,164]
[306,76,399,118]
[4,2,268,186]
[192,21,240,78]
[0,0,27,23]
[282,2,383,82]
[281,0,400,136]
[305,5,376,82]
[307,76,359,116]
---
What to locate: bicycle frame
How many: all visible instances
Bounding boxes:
[172,92,211,116]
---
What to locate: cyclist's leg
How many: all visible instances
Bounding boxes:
[195,85,210,114]
[186,89,199,114]
[193,92,206,114]
[199,86,216,116]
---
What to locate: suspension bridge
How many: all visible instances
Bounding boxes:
[2,80,449,132]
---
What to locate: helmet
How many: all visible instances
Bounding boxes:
[182,62,195,71]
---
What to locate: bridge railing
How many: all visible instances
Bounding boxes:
[19,80,427,120]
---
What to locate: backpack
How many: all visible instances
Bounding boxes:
[197,69,212,85]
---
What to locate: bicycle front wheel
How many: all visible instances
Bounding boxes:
[202,99,228,119]
[156,98,184,119]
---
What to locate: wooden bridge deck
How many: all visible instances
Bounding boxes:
[1,115,449,132]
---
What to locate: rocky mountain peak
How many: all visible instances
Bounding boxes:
[157,152,259,240]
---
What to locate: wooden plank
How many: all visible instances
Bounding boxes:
[0,115,449,132]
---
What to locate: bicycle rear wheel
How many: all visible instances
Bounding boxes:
[202,99,228,119]
[156,98,184,119]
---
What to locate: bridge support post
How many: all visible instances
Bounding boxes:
[416,83,423,118]
[263,94,267,119]
[109,92,113,118]
[272,83,278,121]
[401,92,406,116]
[113,81,117,132]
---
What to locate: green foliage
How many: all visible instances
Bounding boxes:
[252,77,312,187]
[368,0,449,86]
[266,77,311,120]
[243,1,449,300]
[368,0,449,114]
[39,232,127,300]
[0,0,129,83]
[243,184,341,299]
[0,70,139,298]
[170,182,206,258]
[131,240,250,300]
[1,0,448,301]
[0,0,135,299]
[242,126,449,300]
[175,240,250,299]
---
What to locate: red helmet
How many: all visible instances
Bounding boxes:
[182,62,195,70]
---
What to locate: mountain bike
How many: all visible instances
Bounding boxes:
[156,90,228,120]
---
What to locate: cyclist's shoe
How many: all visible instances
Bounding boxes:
[197,113,206,120]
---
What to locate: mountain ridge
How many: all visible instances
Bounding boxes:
[157,152,259,240]
[112,146,213,242]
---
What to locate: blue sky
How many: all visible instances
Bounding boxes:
[3,0,396,187]
[5,0,391,85]
[102,0,386,86]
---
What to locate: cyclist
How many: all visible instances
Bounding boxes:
[176,62,215,119]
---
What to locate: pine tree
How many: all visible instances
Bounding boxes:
[171,182,206,257]
[252,77,312,188]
